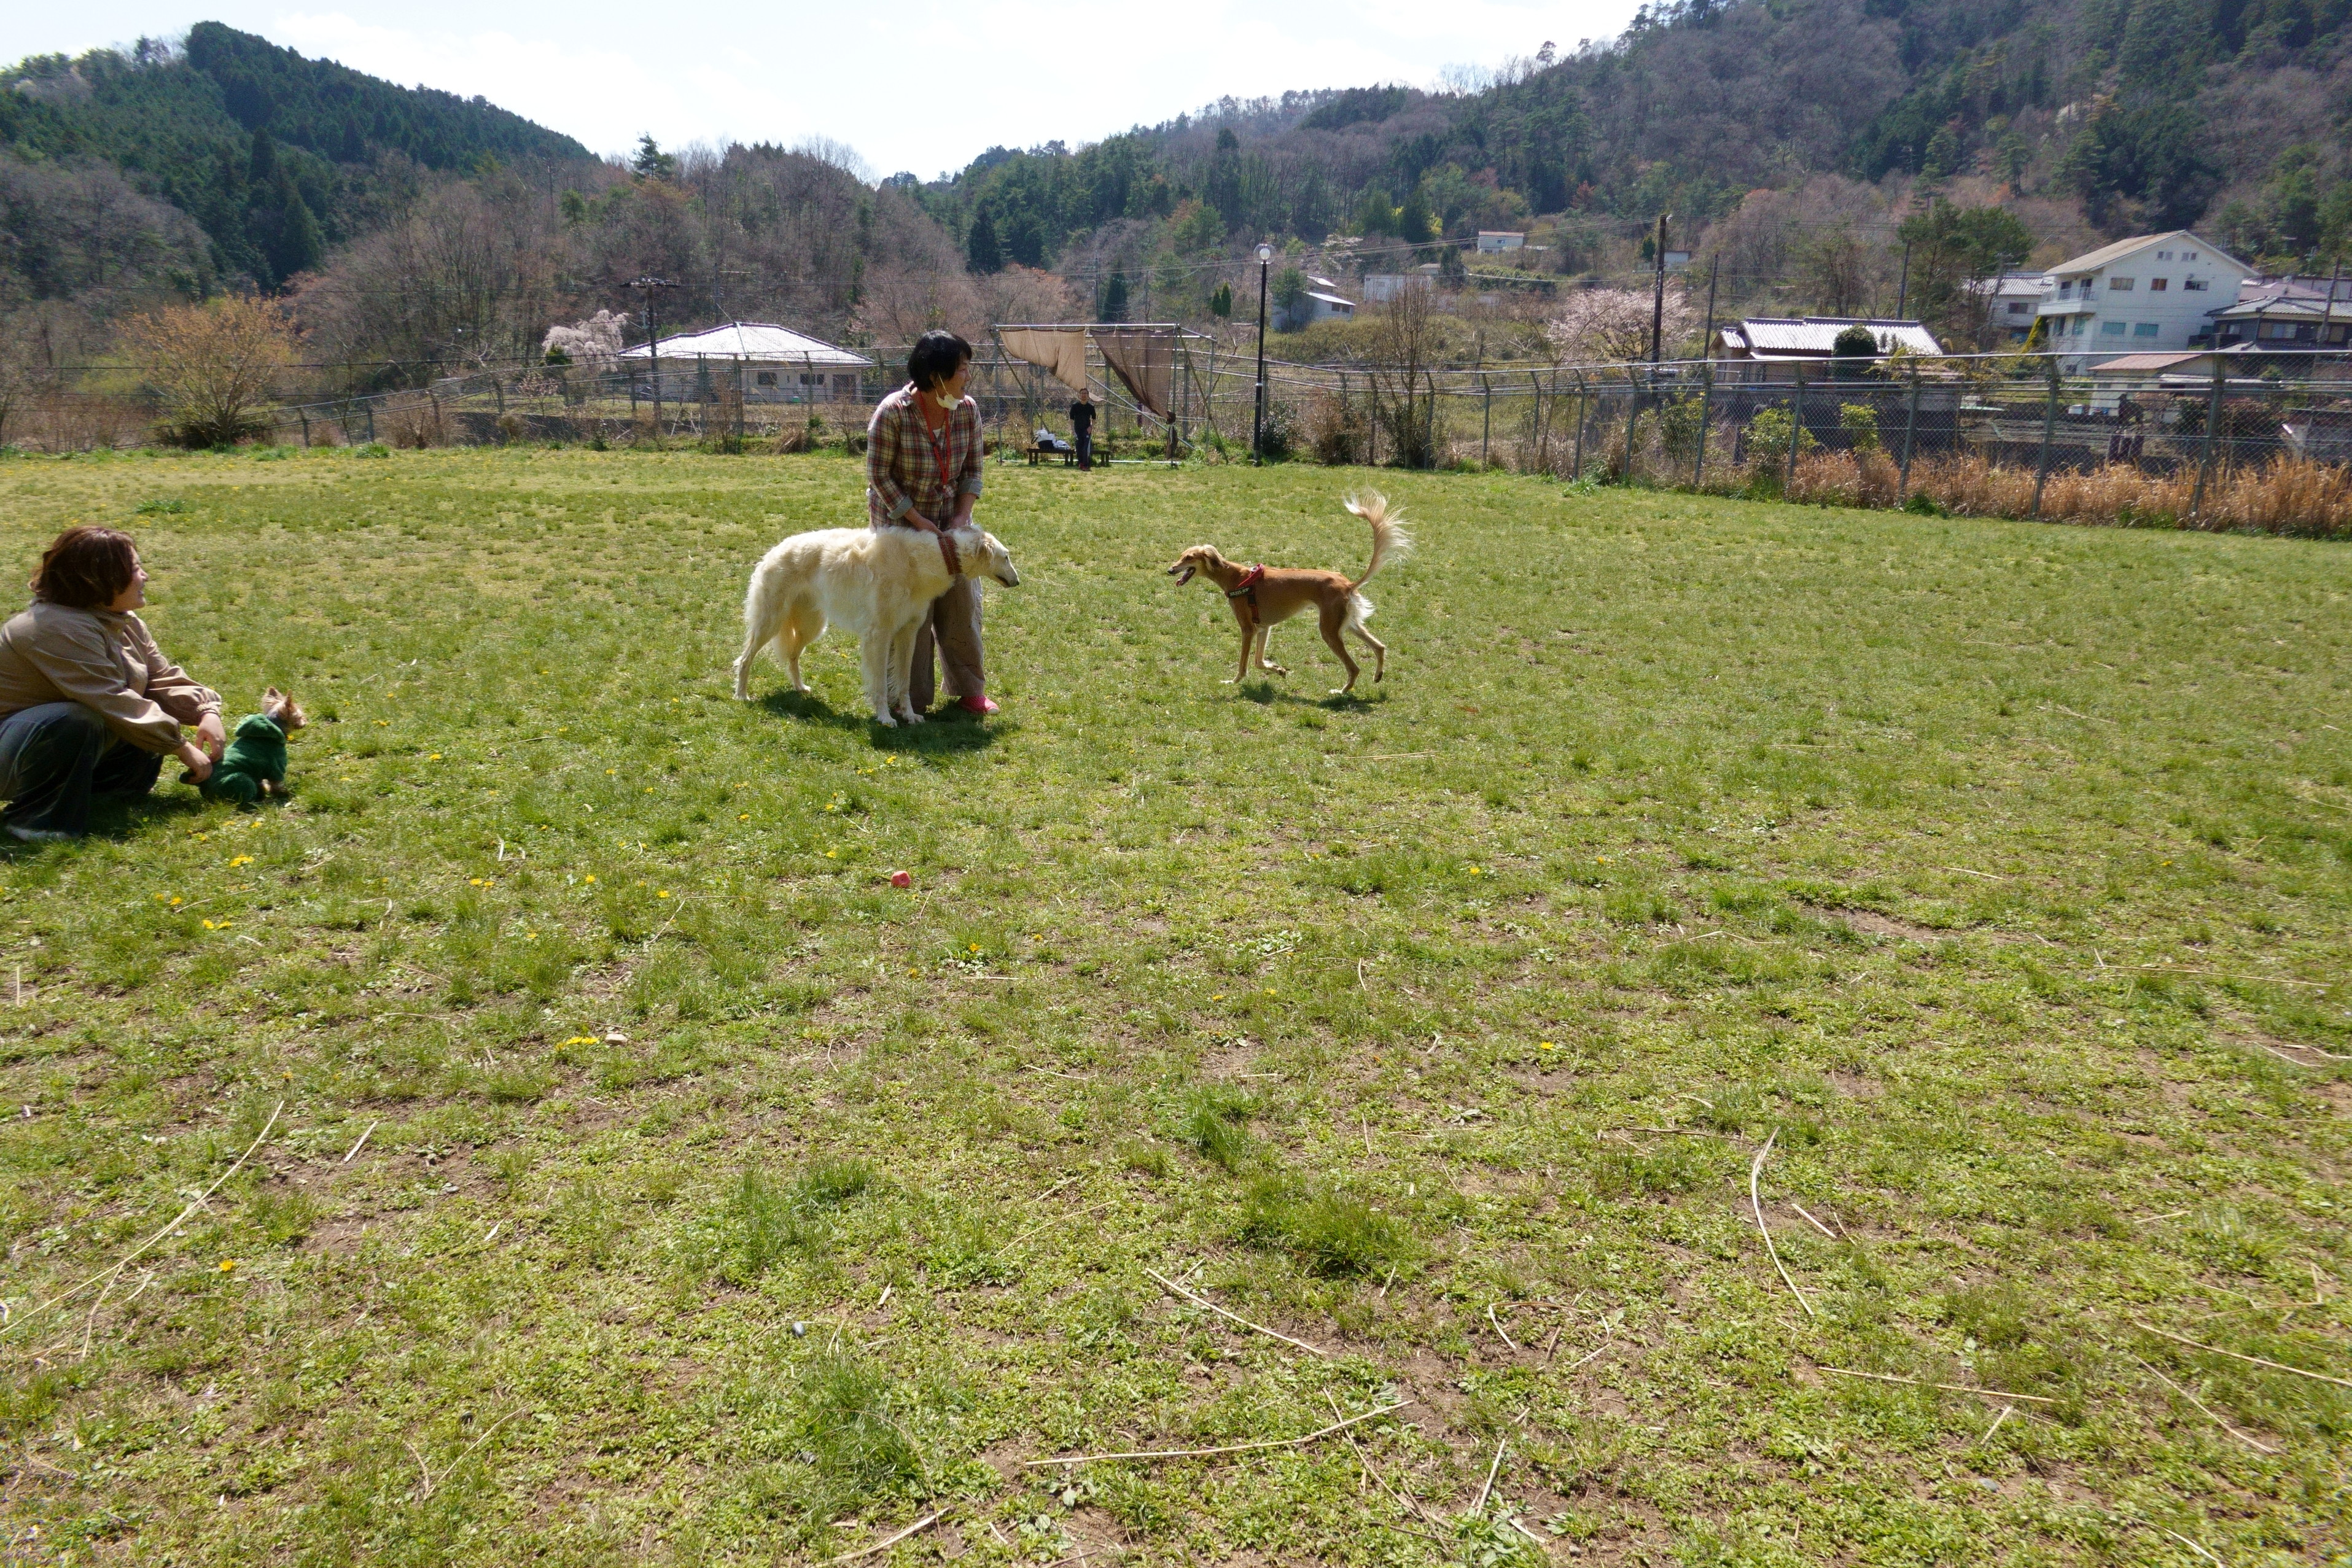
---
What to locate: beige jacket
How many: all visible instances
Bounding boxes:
[0,601,221,753]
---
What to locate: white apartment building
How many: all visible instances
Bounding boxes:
[2036,231,2256,372]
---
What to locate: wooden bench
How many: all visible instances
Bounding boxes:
[1025,443,1078,467]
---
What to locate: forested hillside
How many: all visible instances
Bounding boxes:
[0,22,594,344]
[930,0,2352,289]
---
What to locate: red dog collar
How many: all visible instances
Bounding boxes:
[1226,563,1266,602]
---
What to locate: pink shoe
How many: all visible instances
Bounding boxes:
[959,695,999,715]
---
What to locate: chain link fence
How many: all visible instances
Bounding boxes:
[8,347,2349,536]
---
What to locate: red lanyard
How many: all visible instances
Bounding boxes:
[916,388,955,493]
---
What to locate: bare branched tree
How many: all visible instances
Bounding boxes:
[1364,284,1441,467]
[122,296,298,446]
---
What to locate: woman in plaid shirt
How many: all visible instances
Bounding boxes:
[867,330,997,715]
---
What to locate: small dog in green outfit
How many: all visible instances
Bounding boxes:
[195,688,306,805]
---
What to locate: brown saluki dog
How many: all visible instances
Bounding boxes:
[1167,491,1411,693]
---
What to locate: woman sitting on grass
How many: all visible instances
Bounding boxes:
[866,329,997,716]
[0,527,224,842]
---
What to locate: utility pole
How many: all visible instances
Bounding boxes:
[629,275,679,439]
[1252,242,1272,465]
[1648,212,1670,364]
[1895,241,1913,319]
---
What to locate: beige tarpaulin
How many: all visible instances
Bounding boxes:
[1091,327,1176,419]
[998,327,1090,394]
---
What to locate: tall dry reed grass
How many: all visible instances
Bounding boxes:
[1901,454,2352,537]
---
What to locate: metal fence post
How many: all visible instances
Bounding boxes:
[2031,360,2060,519]
[1897,366,1920,503]
[298,409,310,448]
[1623,367,1643,484]
[1693,360,1713,488]
[1785,363,1805,490]
[1481,375,1491,468]
[365,400,375,443]
[1571,373,1587,478]
[2190,362,2226,522]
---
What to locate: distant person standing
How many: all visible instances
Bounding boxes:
[1070,393,1096,472]
[866,330,996,715]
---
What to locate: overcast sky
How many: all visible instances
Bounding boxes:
[10,2,1646,180]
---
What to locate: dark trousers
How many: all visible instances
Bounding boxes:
[909,576,986,711]
[0,702,165,837]
[1075,430,1092,470]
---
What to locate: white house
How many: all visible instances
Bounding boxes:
[617,322,873,403]
[2035,231,2255,372]
[1968,270,2052,342]
[1272,288,1356,332]
[1476,231,1527,254]
[1710,317,1944,382]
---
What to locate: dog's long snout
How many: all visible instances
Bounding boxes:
[1170,564,1197,584]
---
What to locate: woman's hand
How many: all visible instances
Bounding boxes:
[196,712,227,761]
[177,740,214,784]
[918,516,961,575]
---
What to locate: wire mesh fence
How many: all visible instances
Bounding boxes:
[7,347,2350,535]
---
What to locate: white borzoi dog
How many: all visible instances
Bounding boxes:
[731,524,1021,725]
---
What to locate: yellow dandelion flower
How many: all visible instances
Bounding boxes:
[825,850,838,858]
[969,944,981,953]
[228,854,254,868]
[739,812,750,820]
[583,873,597,883]
[656,890,671,899]
[429,753,443,761]
[218,1259,238,1273]
[1211,993,1226,1001]
[1539,1042,1558,1051]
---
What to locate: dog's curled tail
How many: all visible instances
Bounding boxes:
[1341,490,1413,590]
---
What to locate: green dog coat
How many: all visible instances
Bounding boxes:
[198,713,290,805]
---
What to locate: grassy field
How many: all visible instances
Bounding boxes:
[0,447,2346,1567]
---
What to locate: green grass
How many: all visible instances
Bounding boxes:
[0,445,2348,1566]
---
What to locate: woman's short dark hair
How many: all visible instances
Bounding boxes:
[33,526,139,610]
[907,330,973,393]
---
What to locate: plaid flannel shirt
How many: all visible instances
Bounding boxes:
[867,383,984,528]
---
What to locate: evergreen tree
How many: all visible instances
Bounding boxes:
[1099,267,1129,323]
[1210,282,1234,319]
[268,164,324,281]
[1398,182,1435,244]
[1922,123,1961,180]
[1207,127,1244,230]
[633,134,677,180]
[966,208,1003,273]
[1831,323,1879,378]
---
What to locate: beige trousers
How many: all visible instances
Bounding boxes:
[910,575,984,710]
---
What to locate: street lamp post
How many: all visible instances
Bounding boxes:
[1252,242,1273,465]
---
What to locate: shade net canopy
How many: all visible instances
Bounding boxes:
[1091,327,1177,419]
[998,328,1090,394]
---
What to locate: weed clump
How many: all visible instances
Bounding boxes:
[1173,1084,1256,1170]
[712,1159,874,1279]
[1239,1177,1416,1276]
